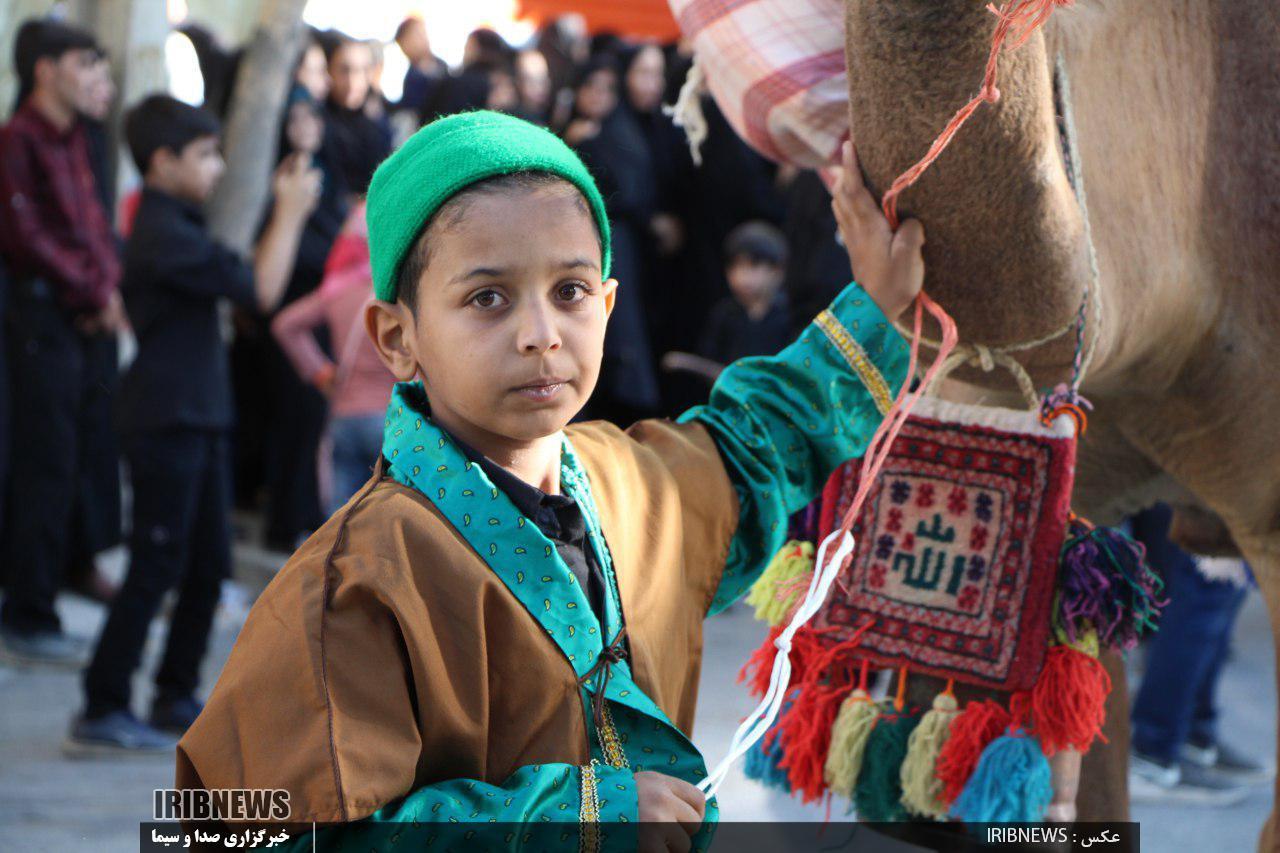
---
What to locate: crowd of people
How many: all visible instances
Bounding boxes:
[0,14,853,752]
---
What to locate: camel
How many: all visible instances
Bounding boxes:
[839,0,1280,844]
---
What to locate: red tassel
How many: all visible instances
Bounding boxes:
[736,625,833,698]
[1031,644,1112,755]
[738,625,784,697]
[772,630,870,803]
[935,699,1012,806]
[776,680,849,803]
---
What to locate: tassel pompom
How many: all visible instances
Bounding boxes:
[774,633,872,802]
[776,681,850,803]
[935,699,1012,805]
[950,728,1053,822]
[824,689,880,798]
[1031,634,1111,755]
[744,718,793,792]
[853,710,922,821]
[739,625,783,698]
[746,540,815,627]
[1058,517,1166,650]
[899,690,960,819]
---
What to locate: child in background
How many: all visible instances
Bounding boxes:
[67,94,320,754]
[271,201,398,513]
[663,221,793,385]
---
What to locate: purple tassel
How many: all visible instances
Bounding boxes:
[1058,517,1167,651]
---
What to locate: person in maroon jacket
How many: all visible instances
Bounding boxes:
[0,20,124,667]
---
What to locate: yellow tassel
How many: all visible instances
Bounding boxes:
[824,688,880,798]
[899,689,960,819]
[746,540,814,626]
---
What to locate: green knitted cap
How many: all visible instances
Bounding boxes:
[365,110,612,302]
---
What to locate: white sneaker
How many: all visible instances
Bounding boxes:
[1129,751,1250,807]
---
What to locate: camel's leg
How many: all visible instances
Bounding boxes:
[1224,534,1280,853]
[1076,649,1130,821]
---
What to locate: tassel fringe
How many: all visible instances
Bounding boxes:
[1058,517,1166,650]
[746,541,815,627]
[951,727,1053,822]
[824,689,880,799]
[899,690,960,819]
[853,709,922,821]
[936,699,1012,806]
[1031,633,1111,755]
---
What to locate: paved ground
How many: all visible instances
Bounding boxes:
[1,548,1274,852]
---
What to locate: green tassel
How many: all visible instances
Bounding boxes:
[854,709,922,821]
[823,689,880,798]
[899,691,960,819]
[746,540,814,626]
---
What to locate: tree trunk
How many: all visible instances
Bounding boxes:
[88,0,170,209]
[204,0,307,256]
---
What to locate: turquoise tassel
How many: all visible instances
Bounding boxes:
[950,727,1052,822]
[744,723,792,793]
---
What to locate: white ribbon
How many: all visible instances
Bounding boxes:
[698,527,856,799]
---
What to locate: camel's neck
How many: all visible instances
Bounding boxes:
[1049,1,1229,393]
[844,0,1260,401]
[845,0,1094,396]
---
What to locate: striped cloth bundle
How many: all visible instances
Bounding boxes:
[668,0,849,167]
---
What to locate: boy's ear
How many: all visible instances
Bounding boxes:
[602,278,618,320]
[365,299,421,382]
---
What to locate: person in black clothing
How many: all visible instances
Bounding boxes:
[617,43,701,414]
[394,16,447,113]
[565,55,663,423]
[663,221,792,386]
[323,36,389,201]
[65,45,124,605]
[69,95,319,754]
[782,169,854,339]
[259,85,351,551]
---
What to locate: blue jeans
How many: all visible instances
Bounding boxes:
[327,413,384,515]
[1130,504,1249,763]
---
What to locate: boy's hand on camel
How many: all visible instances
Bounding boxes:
[635,770,705,853]
[831,140,925,322]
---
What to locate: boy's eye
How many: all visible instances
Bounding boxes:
[468,289,507,309]
[556,281,589,302]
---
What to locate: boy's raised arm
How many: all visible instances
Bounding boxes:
[678,141,924,614]
[678,282,911,613]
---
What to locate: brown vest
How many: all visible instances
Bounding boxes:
[175,419,738,823]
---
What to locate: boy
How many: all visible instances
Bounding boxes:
[67,95,320,753]
[176,115,923,850]
[0,20,120,667]
[664,220,793,385]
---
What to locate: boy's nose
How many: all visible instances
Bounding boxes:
[517,303,562,353]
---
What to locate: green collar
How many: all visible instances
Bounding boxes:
[381,382,673,727]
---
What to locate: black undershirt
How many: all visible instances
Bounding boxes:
[444,432,608,625]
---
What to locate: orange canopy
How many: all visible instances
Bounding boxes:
[515,0,681,42]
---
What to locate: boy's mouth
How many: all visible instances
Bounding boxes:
[511,377,570,403]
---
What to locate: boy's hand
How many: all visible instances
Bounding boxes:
[273,153,322,221]
[831,140,925,321]
[635,771,705,853]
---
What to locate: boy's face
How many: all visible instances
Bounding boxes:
[157,134,224,204]
[369,184,616,447]
[329,43,372,110]
[37,48,99,115]
[727,256,784,306]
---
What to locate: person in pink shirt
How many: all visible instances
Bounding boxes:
[271,201,397,512]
